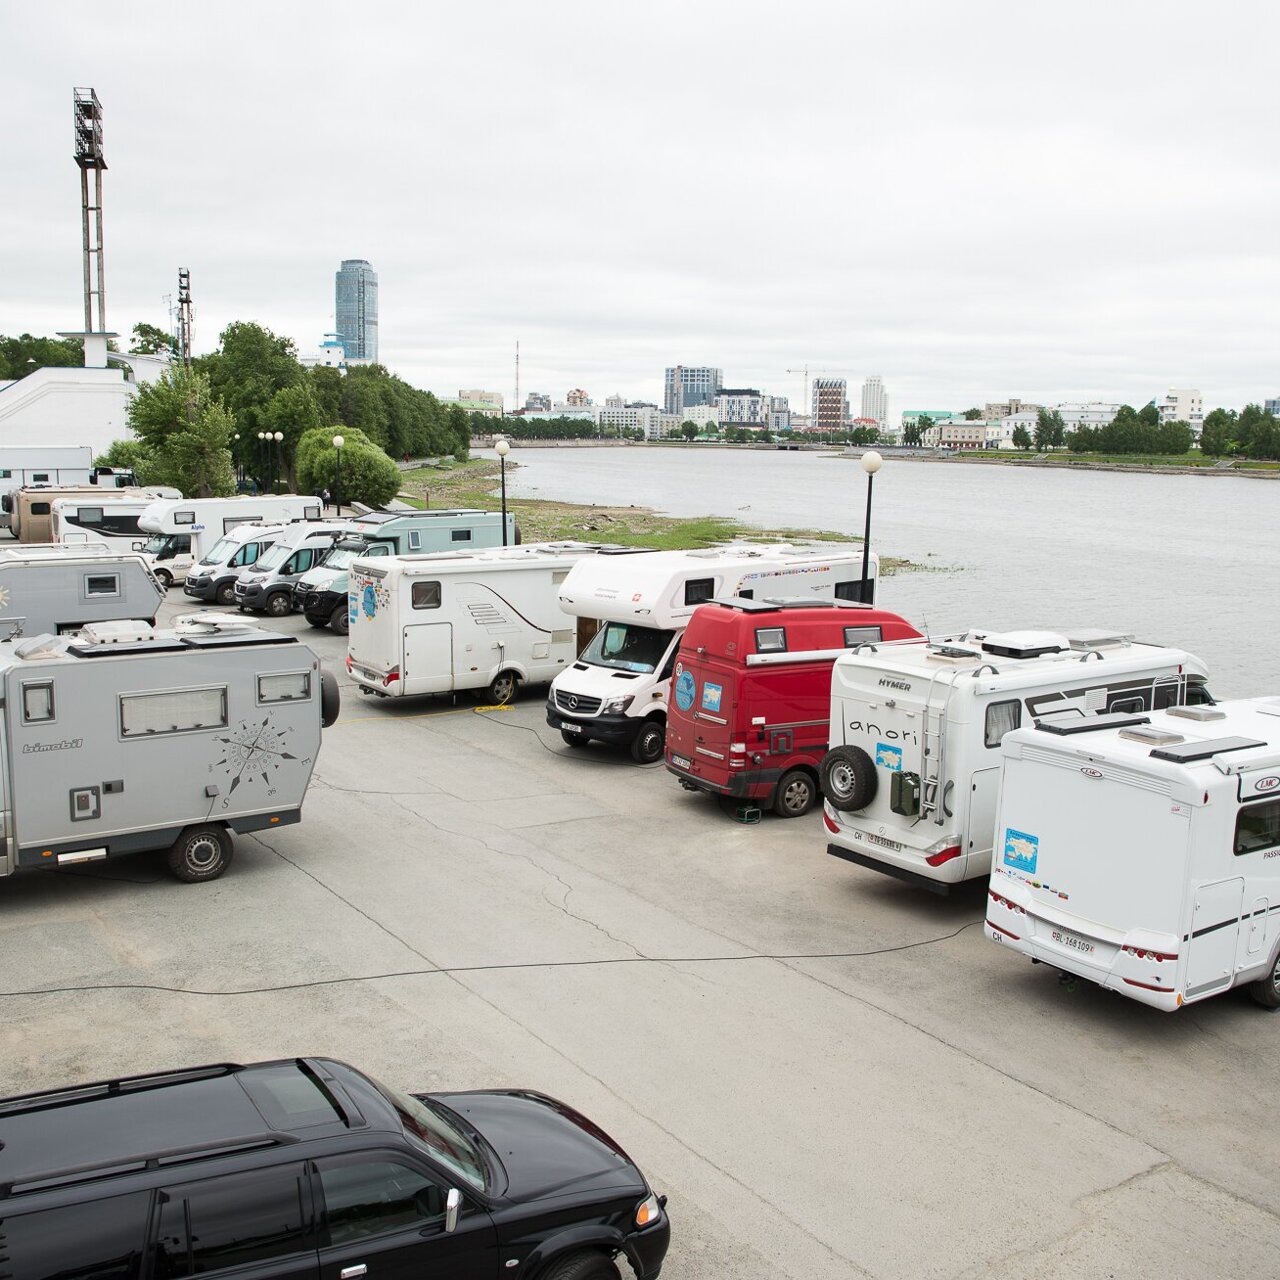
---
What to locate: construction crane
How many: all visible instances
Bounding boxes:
[785,364,856,415]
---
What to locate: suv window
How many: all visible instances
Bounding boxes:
[152,1166,310,1276]
[318,1157,448,1246]
[3,1192,149,1280]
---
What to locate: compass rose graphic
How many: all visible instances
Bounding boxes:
[211,715,303,799]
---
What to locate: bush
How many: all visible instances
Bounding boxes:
[295,426,400,508]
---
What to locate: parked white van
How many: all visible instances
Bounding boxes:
[987,700,1280,1011]
[182,524,286,606]
[821,629,1213,892]
[347,543,612,703]
[547,543,876,763]
[233,521,351,617]
[138,495,323,587]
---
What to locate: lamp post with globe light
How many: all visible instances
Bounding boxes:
[256,432,267,493]
[495,437,510,545]
[332,435,344,516]
[860,450,882,603]
[273,431,284,493]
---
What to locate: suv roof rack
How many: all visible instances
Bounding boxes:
[708,596,872,613]
[0,1063,243,1118]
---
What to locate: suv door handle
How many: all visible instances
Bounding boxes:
[340,1267,368,1279]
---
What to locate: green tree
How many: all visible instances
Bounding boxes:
[295,426,400,508]
[1012,425,1033,451]
[266,384,322,488]
[0,332,84,379]
[1066,426,1099,452]
[129,322,173,355]
[1035,407,1065,449]
[1156,421,1193,455]
[1138,402,1160,429]
[200,321,303,442]
[962,407,983,420]
[1198,408,1236,457]
[126,365,236,497]
[902,423,922,447]
[680,420,698,441]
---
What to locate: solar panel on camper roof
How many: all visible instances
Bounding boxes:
[1034,713,1151,736]
[1148,737,1267,763]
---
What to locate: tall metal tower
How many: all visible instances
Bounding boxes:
[514,340,520,411]
[177,268,194,363]
[73,88,107,333]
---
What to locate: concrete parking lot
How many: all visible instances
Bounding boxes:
[2,598,1277,1279]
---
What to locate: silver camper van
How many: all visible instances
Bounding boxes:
[232,520,351,616]
[0,546,165,639]
[0,616,340,883]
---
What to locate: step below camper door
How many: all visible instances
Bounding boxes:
[1185,877,1245,1001]
[404,624,454,694]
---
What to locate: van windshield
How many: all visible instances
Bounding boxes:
[580,622,670,674]
[256,543,291,571]
[200,536,238,565]
[321,544,366,570]
[142,534,174,555]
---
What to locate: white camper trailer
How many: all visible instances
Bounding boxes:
[346,543,613,703]
[13,487,180,544]
[0,546,164,638]
[0,616,339,884]
[547,543,876,763]
[987,700,1280,1011]
[821,629,1213,892]
[138,495,324,587]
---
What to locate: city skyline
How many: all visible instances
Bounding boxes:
[1,4,1277,412]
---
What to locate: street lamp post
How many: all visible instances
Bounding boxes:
[332,435,344,516]
[256,432,267,493]
[273,431,284,493]
[860,450,882,603]
[232,433,240,489]
[495,437,510,546]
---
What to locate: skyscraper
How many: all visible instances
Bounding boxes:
[335,259,378,363]
[860,376,887,429]
[811,378,849,432]
[664,366,722,415]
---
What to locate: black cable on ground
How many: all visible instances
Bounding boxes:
[471,708,665,766]
[0,920,982,999]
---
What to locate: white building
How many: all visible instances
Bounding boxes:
[299,334,348,370]
[677,404,719,429]
[716,388,766,426]
[860,376,887,429]
[1056,402,1120,429]
[768,395,791,434]
[996,411,1039,449]
[1159,388,1203,432]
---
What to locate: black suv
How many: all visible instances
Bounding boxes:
[0,1057,670,1280]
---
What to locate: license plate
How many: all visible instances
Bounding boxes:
[861,831,902,852]
[561,722,583,734]
[1050,927,1095,955]
[671,754,692,770]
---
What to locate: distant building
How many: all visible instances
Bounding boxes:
[716,388,766,426]
[664,366,722,415]
[565,388,590,408]
[444,397,503,419]
[1158,388,1203,431]
[768,395,791,433]
[525,392,551,412]
[901,410,956,432]
[597,405,678,439]
[934,421,988,450]
[984,398,1038,420]
[605,394,625,408]
[459,389,503,415]
[997,411,1039,448]
[860,376,887,429]
[335,259,378,363]
[811,378,848,432]
[678,404,719,429]
[1265,398,1280,416]
[299,334,348,371]
[1057,402,1120,429]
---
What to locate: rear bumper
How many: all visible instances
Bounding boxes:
[826,842,955,896]
[546,704,640,745]
[666,759,778,801]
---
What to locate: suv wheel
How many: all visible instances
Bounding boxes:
[215,581,236,607]
[167,825,233,883]
[541,1253,621,1280]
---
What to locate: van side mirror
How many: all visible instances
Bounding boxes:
[445,1187,461,1233]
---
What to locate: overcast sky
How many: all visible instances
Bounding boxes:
[3,2,1277,414]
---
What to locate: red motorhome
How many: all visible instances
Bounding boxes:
[666,599,922,817]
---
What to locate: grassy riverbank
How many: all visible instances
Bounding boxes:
[398,458,914,570]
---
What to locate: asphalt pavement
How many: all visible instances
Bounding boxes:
[1,596,1277,1279]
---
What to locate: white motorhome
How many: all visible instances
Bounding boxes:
[138,495,323,587]
[547,543,877,763]
[347,543,613,704]
[0,546,164,638]
[987,700,1280,1011]
[232,520,351,616]
[182,523,287,606]
[0,616,339,884]
[821,629,1213,892]
[51,493,185,554]
[13,487,180,544]
[0,453,140,530]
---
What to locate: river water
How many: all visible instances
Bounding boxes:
[500,447,1276,697]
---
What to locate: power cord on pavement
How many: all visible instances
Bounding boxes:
[472,707,666,766]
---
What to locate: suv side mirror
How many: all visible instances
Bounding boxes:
[445,1187,461,1234]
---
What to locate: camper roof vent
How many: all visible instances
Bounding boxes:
[1253,697,1280,720]
[77,620,157,646]
[927,643,981,662]
[1167,706,1228,722]
[980,630,1070,659]
[1119,725,1184,746]
[1064,628,1135,651]
[13,634,63,661]
[1150,737,1268,764]
[173,612,257,636]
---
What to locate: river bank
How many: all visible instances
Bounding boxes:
[397,458,915,570]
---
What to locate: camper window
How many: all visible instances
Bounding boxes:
[77,507,104,525]
[224,516,262,533]
[451,529,473,542]
[985,699,1022,747]
[32,473,48,482]
[755,627,787,653]
[1235,799,1280,857]
[844,625,883,647]
[684,578,715,606]
[120,686,228,738]
[411,581,442,610]
[21,681,55,723]
[174,510,196,525]
[30,502,50,515]
[259,671,311,703]
[835,579,872,603]
[83,573,120,598]
[408,531,423,550]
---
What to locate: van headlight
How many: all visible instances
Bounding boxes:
[634,1192,662,1228]
[601,695,634,714]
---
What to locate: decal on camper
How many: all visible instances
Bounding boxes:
[1003,828,1039,874]
[701,682,723,713]
[674,669,696,712]
[876,742,903,772]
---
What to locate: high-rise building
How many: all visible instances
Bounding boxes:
[566,388,590,407]
[716,388,766,425]
[335,259,378,363]
[1158,388,1203,431]
[860,376,887,429]
[664,366,722,415]
[811,378,849,432]
[1265,398,1280,416]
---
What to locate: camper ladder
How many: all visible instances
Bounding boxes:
[918,669,961,825]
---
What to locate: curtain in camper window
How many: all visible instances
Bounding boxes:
[120,687,227,737]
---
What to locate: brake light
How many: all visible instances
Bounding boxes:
[345,655,352,672]
[925,845,961,866]
[1122,945,1176,962]
[823,810,840,834]
[988,889,1026,914]
[383,668,400,687]
[729,742,746,754]
[987,919,1020,940]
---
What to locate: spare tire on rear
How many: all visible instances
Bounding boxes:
[320,667,341,727]
[820,745,877,812]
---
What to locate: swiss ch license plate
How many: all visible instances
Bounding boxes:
[862,831,902,852]
[561,721,583,734]
[1051,928,1095,955]
[671,754,692,770]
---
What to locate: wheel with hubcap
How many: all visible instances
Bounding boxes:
[630,718,665,764]
[166,825,233,883]
[539,1252,620,1280]
[265,592,293,618]
[153,568,172,590]
[561,729,589,749]
[1249,946,1280,1009]
[485,671,518,705]
[329,603,350,636]
[215,581,236,607]
[773,768,818,818]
